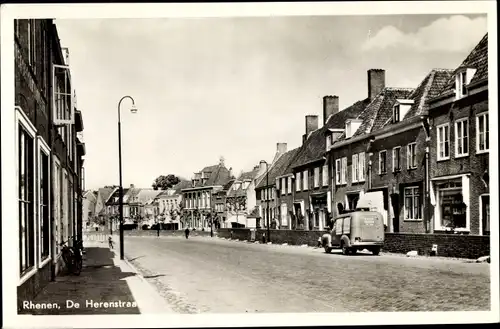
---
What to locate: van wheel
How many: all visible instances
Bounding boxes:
[341,242,349,256]
[324,246,332,254]
[372,247,381,256]
[351,248,357,254]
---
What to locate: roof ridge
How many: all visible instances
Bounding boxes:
[384,87,415,92]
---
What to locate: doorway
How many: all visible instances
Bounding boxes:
[481,194,490,235]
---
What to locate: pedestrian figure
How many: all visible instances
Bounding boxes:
[317,236,322,248]
[184,227,190,239]
[108,236,114,249]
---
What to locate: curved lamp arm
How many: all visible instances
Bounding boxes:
[118,95,136,122]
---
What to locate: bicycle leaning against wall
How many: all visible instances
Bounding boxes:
[60,238,84,275]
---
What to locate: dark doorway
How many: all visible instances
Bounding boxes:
[481,195,490,235]
[390,193,400,233]
[346,193,360,211]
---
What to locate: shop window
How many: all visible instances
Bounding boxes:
[438,180,467,230]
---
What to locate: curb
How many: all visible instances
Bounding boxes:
[110,248,175,314]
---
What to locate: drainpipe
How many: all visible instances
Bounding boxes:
[425,146,432,233]
[368,157,373,190]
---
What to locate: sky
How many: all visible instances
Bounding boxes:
[54,14,487,190]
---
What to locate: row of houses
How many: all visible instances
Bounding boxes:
[13,20,86,303]
[84,180,192,231]
[181,33,490,236]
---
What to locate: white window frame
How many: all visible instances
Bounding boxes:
[335,159,342,185]
[352,154,359,183]
[322,165,328,186]
[407,143,417,169]
[392,147,401,172]
[476,112,489,154]
[393,104,400,123]
[295,173,301,192]
[437,123,450,161]
[341,157,347,184]
[314,167,320,188]
[379,150,387,174]
[455,71,468,99]
[479,193,490,236]
[358,152,365,182]
[52,64,75,125]
[37,137,51,268]
[404,186,422,221]
[454,118,469,158]
[15,107,38,283]
[288,176,292,194]
[303,170,308,191]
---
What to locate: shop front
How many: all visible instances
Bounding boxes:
[431,175,470,233]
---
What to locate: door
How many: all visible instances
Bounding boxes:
[346,193,360,211]
[481,195,490,235]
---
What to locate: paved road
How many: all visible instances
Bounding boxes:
[123,236,490,314]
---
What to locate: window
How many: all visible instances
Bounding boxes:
[335,159,342,185]
[314,167,320,188]
[481,195,490,235]
[358,152,365,182]
[455,71,468,98]
[341,157,347,184]
[322,165,328,186]
[352,154,359,183]
[18,121,36,275]
[404,187,422,220]
[477,112,489,153]
[303,170,308,190]
[393,104,400,123]
[295,173,301,192]
[38,140,50,262]
[437,124,450,160]
[392,147,401,172]
[455,118,469,157]
[53,64,74,125]
[288,177,292,194]
[407,143,417,169]
[281,203,288,226]
[379,150,387,174]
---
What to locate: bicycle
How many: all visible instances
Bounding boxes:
[60,239,83,275]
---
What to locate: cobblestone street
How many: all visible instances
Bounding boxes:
[123,236,491,313]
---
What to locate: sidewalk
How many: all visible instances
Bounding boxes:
[19,240,173,315]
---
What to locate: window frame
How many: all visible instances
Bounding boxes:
[341,157,347,184]
[476,112,489,154]
[437,123,450,161]
[379,150,387,174]
[404,186,422,221]
[37,136,51,268]
[407,143,417,169]
[454,118,469,158]
[358,152,365,182]
[295,172,301,192]
[393,104,400,123]
[16,107,37,282]
[352,154,359,183]
[392,147,401,172]
[335,159,342,185]
[322,165,328,186]
[302,170,308,191]
[287,176,292,194]
[314,167,320,188]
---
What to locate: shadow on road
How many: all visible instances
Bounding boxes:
[143,274,166,279]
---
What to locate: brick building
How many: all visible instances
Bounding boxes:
[14,19,85,302]
[213,179,236,228]
[427,34,489,235]
[182,158,233,229]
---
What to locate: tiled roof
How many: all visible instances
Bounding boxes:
[186,163,232,190]
[402,69,454,120]
[125,188,142,203]
[173,180,192,194]
[227,168,260,197]
[135,189,162,203]
[438,33,488,96]
[292,98,371,163]
[98,187,116,204]
[256,147,300,189]
[223,179,236,191]
[238,168,260,181]
[106,188,130,205]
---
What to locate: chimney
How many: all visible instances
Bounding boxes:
[323,95,339,124]
[228,167,233,178]
[130,184,135,188]
[368,69,385,100]
[305,115,319,136]
[259,160,267,173]
[277,143,287,157]
[302,134,307,144]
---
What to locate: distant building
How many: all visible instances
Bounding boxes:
[182,158,233,230]
[154,180,191,230]
[83,190,98,229]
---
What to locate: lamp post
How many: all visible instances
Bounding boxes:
[118,95,137,260]
[266,161,270,243]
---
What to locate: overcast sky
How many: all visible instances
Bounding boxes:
[54,14,487,190]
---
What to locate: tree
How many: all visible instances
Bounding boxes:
[152,174,180,190]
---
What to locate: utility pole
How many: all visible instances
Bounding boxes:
[266,162,270,243]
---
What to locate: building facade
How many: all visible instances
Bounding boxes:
[83,190,97,229]
[14,19,85,303]
[428,34,489,235]
[182,159,233,230]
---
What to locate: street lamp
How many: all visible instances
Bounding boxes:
[265,161,270,243]
[118,95,137,260]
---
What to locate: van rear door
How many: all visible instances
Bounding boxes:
[360,213,384,242]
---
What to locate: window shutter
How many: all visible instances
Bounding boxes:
[352,154,358,182]
[322,165,328,186]
[53,64,74,125]
[342,157,347,184]
[314,167,320,187]
[303,170,308,190]
[359,153,365,181]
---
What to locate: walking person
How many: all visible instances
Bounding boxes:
[108,236,114,250]
[184,227,190,239]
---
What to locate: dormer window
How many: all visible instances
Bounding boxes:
[345,119,362,139]
[455,68,477,100]
[393,104,400,123]
[393,99,414,123]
